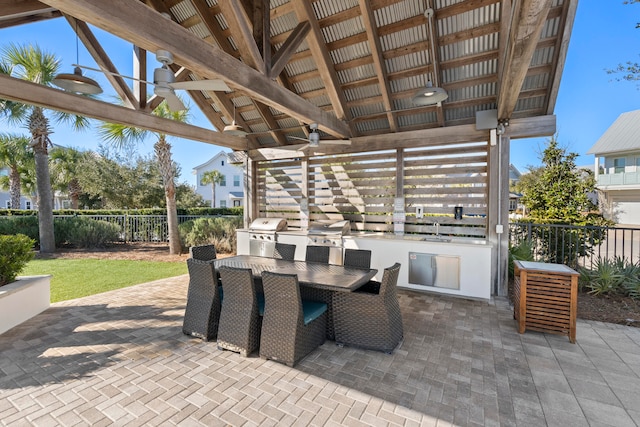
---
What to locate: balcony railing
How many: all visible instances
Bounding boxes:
[597,171,640,186]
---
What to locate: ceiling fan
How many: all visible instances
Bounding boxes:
[286,123,350,150]
[74,50,231,111]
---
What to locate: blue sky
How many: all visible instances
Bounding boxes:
[2,2,639,183]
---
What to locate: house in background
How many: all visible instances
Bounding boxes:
[508,164,523,218]
[192,151,244,208]
[588,110,640,226]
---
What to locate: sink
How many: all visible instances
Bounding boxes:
[422,236,452,243]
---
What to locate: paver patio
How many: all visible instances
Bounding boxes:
[1,275,639,426]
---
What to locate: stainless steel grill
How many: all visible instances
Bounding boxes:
[248,218,287,257]
[307,220,350,264]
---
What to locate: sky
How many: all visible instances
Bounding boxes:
[1,1,639,183]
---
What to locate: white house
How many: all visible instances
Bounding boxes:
[192,151,244,208]
[587,110,640,226]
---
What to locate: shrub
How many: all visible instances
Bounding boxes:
[578,257,625,296]
[0,216,39,242]
[179,216,242,254]
[0,234,36,287]
[616,257,640,300]
[508,239,534,279]
[55,217,121,248]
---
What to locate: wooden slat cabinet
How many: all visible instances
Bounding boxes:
[513,260,579,343]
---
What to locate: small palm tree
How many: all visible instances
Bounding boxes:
[50,146,85,210]
[0,133,34,209]
[98,100,189,255]
[1,43,92,252]
[200,170,224,208]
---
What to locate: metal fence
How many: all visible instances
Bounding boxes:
[54,214,235,243]
[509,222,640,269]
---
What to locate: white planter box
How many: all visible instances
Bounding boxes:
[0,275,51,335]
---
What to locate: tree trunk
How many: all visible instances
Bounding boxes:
[30,108,55,253]
[155,138,181,255]
[68,178,81,209]
[211,184,215,208]
[9,168,21,209]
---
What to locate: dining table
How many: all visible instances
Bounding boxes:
[213,255,377,292]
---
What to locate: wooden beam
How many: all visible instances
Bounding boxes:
[39,0,351,138]
[0,73,249,150]
[188,0,237,54]
[248,115,556,160]
[191,0,294,145]
[290,0,352,126]
[269,21,310,79]
[358,0,397,131]
[216,0,263,71]
[64,15,138,110]
[0,0,53,18]
[546,0,578,114]
[133,46,147,110]
[497,0,552,120]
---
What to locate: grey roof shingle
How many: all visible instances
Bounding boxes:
[587,110,640,155]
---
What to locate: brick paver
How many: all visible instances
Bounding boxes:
[1,275,640,426]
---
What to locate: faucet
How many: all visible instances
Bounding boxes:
[433,221,439,236]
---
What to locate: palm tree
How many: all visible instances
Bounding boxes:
[98,100,189,255]
[200,169,224,208]
[0,133,34,209]
[1,43,92,252]
[50,146,85,209]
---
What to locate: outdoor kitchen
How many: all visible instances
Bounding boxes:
[237,218,492,300]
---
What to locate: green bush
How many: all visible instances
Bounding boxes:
[179,216,242,254]
[508,239,534,279]
[578,257,625,296]
[0,234,36,287]
[0,216,39,242]
[55,217,121,248]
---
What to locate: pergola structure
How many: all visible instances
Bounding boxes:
[0,0,578,295]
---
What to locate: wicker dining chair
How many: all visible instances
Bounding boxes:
[273,242,296,261]
[305,245,330,264]
[217,266,262,357]
[332,263,403,353]
[189,244,217,261]
[343,248,372,269]
[259,271,327,367]
[182,258,221,341]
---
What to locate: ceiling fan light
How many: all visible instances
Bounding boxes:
[411,81,448,106]
[223,121,248,137]
[53,66,103,95]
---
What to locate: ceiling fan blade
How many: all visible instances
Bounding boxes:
[287,136,310,142]
[164,92,186,111]
[170,79,231,92]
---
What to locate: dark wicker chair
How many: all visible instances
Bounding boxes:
[305,245,330,264]
[189,244,217,261]
[343,248,372,269]
[259,271,327,367]
[217,266,261,357]
[274,242,296,261]
[182,258,221,341]
[332,263,403,353]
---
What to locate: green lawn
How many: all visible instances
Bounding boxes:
[21,259,187,303]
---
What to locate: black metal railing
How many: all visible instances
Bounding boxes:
[53,214,235,243]
[509,222,640,269]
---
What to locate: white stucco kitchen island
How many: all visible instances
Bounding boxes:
[237,230,493,300]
